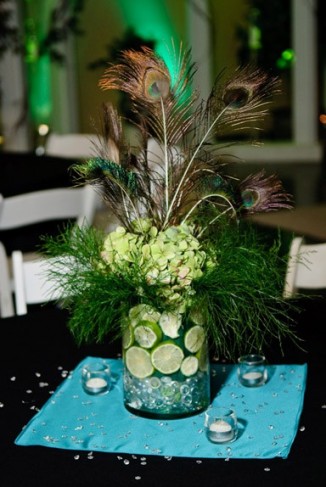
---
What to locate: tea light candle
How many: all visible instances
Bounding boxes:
[85,377,108,394]
[242,371,264,386]
[237,354,267,387]
[207,419,235,443]
[81,362,111,395]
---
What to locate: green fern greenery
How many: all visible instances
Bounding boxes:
[192,223,299,358]
[42,222,298,359]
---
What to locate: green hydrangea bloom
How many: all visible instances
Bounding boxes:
[101,219,207,306]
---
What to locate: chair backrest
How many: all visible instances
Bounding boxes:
[0,185,98,318]
[0,240,15,317]
[283,236,326,298]
[0,195,15,317]
[0,185,98,230]
[11,250,71,315]
[45,133,101,159]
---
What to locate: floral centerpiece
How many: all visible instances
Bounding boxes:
[44,46,298,419]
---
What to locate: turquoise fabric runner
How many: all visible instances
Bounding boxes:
[15,357,307,459]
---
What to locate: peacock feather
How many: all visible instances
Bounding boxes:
[74,44,291,235]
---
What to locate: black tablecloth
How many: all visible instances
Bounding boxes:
[1,298,325,487]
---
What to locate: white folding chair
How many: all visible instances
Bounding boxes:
[0,185,98,318]
[0,185,98,230]
[11,251,71,316]
[45,133,101,159]
[283,236,326,298]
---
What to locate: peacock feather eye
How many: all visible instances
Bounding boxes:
[223,87,252,109]
[241,189,260,208]
[144,68,170,101]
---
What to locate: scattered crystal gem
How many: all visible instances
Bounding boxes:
[299,426,306,432]
[10,377,16,381]
[264,467,271,472]
[43,435,59,443]
[0,402,4,408]
[123,459,130,465]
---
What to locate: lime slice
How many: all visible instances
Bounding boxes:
[129,304,161,327]
[125,346,154,378]
[134,320,163,349]
[151,342,184,374]
[189,308,205,326]
[196,344,209,372]
[184,325,206,353]
[181,356,199,376]
[159,312,182,338]
[122,326,134,349]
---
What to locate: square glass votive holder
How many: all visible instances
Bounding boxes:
[204,407,238,444]
[237,354,267,387]
[81,361,111,395]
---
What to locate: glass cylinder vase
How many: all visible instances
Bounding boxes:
[122,304,210,419]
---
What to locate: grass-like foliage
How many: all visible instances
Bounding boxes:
[192,223,299,358]
[42,222,298,359]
